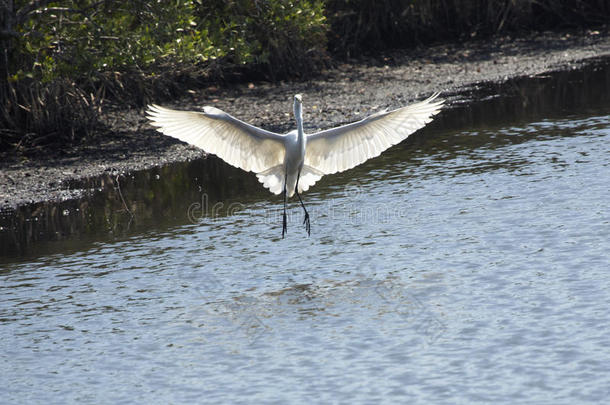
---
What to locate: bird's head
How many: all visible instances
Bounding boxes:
[293,94,303,122]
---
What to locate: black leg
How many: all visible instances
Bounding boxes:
[282,173,287,238]
[295,171,311,237]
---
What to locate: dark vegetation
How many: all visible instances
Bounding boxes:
[1,0,609,152]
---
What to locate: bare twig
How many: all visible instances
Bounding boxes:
[115,174,134,218]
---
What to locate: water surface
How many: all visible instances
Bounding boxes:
[2,108,609,403]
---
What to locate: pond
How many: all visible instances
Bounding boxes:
[1,60,609,403]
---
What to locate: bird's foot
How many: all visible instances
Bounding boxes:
[282,212,287,238]
[303,212,310,236]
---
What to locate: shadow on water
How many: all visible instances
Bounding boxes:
[0,159,267,261]
[1,57,610,260]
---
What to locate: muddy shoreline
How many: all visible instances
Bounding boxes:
[2,28,610,212]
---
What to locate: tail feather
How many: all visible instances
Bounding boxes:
[256,164,325,196]
[297,165,324,194]
[256,165,285,195]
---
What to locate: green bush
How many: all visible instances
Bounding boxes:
[195,0,327,78]
[1,0,327,151]
[2,1,216,150]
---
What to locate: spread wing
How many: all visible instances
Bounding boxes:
[146,104,286,173]
[304,93,444,174]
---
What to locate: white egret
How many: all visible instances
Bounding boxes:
[146,93,443,237]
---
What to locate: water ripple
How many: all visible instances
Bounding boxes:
[1,113,610,404]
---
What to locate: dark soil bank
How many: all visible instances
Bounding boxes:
[2,29,610,212]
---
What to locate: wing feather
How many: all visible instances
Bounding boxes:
[146,104,286,174]
[305,93,443,174]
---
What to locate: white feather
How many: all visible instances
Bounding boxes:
[304,93,444,174]
[256,165,285,195]
[146,104,286,175]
